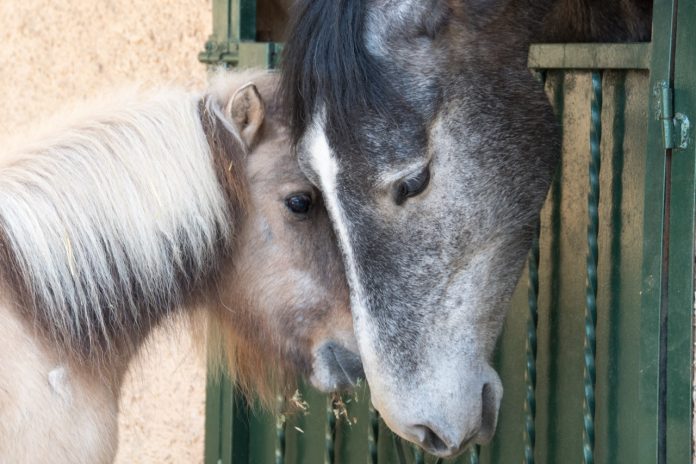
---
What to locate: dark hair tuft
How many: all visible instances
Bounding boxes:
[279,0,393,146]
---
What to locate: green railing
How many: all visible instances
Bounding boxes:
[198,0,281,69]
[201,1,694,462]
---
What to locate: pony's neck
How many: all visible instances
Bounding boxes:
[0,88,246,365]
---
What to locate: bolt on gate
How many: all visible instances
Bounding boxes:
[199,1,695,462]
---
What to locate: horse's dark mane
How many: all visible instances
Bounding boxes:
[280,0,392,145]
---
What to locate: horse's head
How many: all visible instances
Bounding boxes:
[208,72,362,404]
[282,0,559,455]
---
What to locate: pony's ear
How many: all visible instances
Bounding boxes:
[225,83,265,148]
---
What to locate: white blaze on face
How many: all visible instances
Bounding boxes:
[304,117,381,381]
[304,116,505,452]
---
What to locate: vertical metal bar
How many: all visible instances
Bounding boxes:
[276,397,285,464]
[524,231,540,464]
[377,416,398,462]
[212,0,230,43]
[239,0,257,41]
[394,438,408,464]
[665,1,696,460]
[204,374,224,464]
[231,392,250,463]
[247,400,278,463]
[369,406,379,464]
[583,71,603,464]
[283,384,328,464]
[334,387,371,464]
[468,445,480,464]
[414,447,424,464]
[326,397,335,464]
[538,70,565,464]
[522,71,546,464]
[640,3,679,464]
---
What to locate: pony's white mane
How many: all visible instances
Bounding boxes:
[0,84,242,357]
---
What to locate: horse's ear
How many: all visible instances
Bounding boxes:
[449,0,511,30]
[419,0,450,38]
[417,0,508,37]
[225,83,266,148]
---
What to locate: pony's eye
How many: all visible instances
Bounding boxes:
[395,166,430,205]
[285,193,312,215]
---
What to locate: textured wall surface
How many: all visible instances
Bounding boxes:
[0,1,211,462]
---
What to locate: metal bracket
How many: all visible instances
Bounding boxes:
[673,112,691,150]
[198,39,281,69]
[198,38,240,66]
[654,80,691,150]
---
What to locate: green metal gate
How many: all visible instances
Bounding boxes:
[200,1,694,462]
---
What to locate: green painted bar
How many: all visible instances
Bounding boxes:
[524,232,540,464]
[479,268,528,464]
[533,72,565,464]
[582,70,602,464]
[378,417,399,463]
[238,43,280,69]
[230,0,241,43]
[528,43,651,70]
[326,397,336,464]
[284,384,328,464]
[276,406,286,464]
[666,0,696,460]
[231,392,250,463]
[594,70,647,464]
[639,2,678,463]
[542,71,588,464]
[239,0,256,41]
[204,375,224,464]
[334,385,372,464]
[248,402,278,464]
[220,377,235,463]
[369,407,379,464]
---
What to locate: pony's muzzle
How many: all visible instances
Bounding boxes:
[309,341,364,392]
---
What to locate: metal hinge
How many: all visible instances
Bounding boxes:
[654,80,691,150]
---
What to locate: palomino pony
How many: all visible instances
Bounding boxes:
[0,70,361,463]
[279,0,651,457]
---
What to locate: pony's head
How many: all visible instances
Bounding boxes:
[205,71,362,404]
[281,0,559,455]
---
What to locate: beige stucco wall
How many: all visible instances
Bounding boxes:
[0,1,212,462]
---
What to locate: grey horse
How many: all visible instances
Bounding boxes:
[279,0,651,457]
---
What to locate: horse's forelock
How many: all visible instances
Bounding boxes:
[280,0,394,148]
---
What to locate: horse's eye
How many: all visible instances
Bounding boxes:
[285,193,312,215]
[395,165,430,205]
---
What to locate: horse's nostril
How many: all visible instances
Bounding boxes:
[412,424,451,455]
[479,382,498,443]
